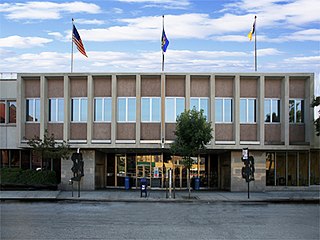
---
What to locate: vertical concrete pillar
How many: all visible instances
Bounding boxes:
[259,75,265,145]
[283,75,289,146]
[87,75,93,145]
[63,75,70,142]
[111,74,117,146]
[40,75,47,139]
[17,74,24,146]
[136,74,141,146]
[210,74,215,147]
[234,74,240,146]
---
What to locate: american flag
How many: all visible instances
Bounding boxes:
[72,24,88,57]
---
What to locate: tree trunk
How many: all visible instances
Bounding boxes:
[187,168,191,198]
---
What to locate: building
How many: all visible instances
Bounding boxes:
[0,72,319,191]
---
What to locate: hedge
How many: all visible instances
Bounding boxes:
[0,168,57,187]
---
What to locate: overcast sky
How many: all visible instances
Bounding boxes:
[0,0,319,95]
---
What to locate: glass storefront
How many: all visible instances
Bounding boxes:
[266,151,316,187]
[105,153,216,189]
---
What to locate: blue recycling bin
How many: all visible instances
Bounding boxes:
[125,176,130,190]
[140,178,147,197]
[194,177,200,190]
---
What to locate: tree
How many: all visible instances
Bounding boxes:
[311,96,320,136]
[170,109,213,197]
[27,129,70,170]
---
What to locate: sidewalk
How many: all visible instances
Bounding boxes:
[1,189,319,203]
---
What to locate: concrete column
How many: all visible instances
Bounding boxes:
[136,74,141,146]
[305,74,313,144]
[63,75,70,142]
[234,74,240,146]
[185,74,190,110]
[283,75,289,146]
[87,75,93,145]
[40,75,47,139]
[210,74,215,147]
[17,74,24,146]
[259,75,265,145]
[161,73,165,142]
[111,74,117,146]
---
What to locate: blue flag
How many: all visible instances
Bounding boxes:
[161,29,169,52]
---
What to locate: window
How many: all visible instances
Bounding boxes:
[117,97,136,122]
[165,97,185,122]
[49,98,64,122]
[215,98,233,123]
[289,99,304,123]
[264,99,280,123]
[240,98,256,123]
[94,97,112,122]
[190,97,209,120]
[71,98,87,122]
[0,100,5,123]
[141,97,161,122]
[26,98,40,122]
[7,101,16,123]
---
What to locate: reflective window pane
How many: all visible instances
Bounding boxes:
[190,99,198,111]
[57,99,64,122]
[35,99,40,122]
[200,98,208,119]
[151,98,161,122]
[94,98,103,121]
[80,99,87,122]
[215,99,223,122]
[0,101,5,123]
[104,98,112,122]
[225,99,232,122]
[128,98,136,122]
[71,99,79,121]
[165,98,175,122]
[248,99,256,123]
[118,98,126,122]
[289,100,295,123]
[271,100,280,122]
[49,99,57,122]
[176,98,185,119]
[141,98,151,122]
[264,99,271,122]
[240,99,247,123]
[8,101,16,123]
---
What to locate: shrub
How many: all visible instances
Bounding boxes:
[0,168,57,186]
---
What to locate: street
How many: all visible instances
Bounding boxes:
[1,202,319,240]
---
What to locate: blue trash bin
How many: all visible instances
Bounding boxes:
[194,177,200,190]
[140,178,147,197]
[125,176,130,190]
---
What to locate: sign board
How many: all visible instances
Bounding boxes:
[154,167,159,178]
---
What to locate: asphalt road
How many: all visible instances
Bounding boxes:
[1,202,319,240]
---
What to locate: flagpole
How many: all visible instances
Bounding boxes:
[162,15,164,72]
[254,16,257,72]
[71,18,74,73]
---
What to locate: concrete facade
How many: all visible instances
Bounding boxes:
[1,72,319,191]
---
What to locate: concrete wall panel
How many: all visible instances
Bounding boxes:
[215,76,233,97]
[93,123,111,140]
[240,124,257,141]
[25,123,40,140]
[70,77,87,97]
[141,123,161,140]
[117,76,136,97]
[265,77,282,98]
[141,76,161,97]
[265,124,282,144]
[215,124,233,141]
[240,77,258,98]
[289,124,305,143]
[191,76,210,97]
[24,77,40,98]
[289,77,305,98]
[93,76,111,97]
[117,123,135,140]
[47,123,63,140]
[70,123,87,140]
[165,123,176,140]
[47,77,64,98]
[166,76,185,97]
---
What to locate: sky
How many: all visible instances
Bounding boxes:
[0,0,319,95]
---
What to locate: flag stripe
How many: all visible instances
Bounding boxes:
[248,16,256,41]
[72,25,88,57]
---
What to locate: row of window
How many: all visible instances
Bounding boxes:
[24,98,305,124]
[0,100,16,124]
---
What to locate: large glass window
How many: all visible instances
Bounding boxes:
[265,99,280,123]
[240,98,256,123]
[71,98,87,122]
[215,98,232,123]
[141,97,161,122]
[165,97,185,122]
[310,151,320,185]
[117,97,136,122]
[8,101,16,123]
[289,99,304,123]
[49,98,64,122]
[26,98,40,122]
[94,97,111,122]
[190,97,209,120]
[287,152,297,186]
[266,153,275,186]
[276,152,286,186]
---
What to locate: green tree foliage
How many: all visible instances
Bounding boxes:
[27,129,70,170]
[170,109,213,196]
[311,96,320,136]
